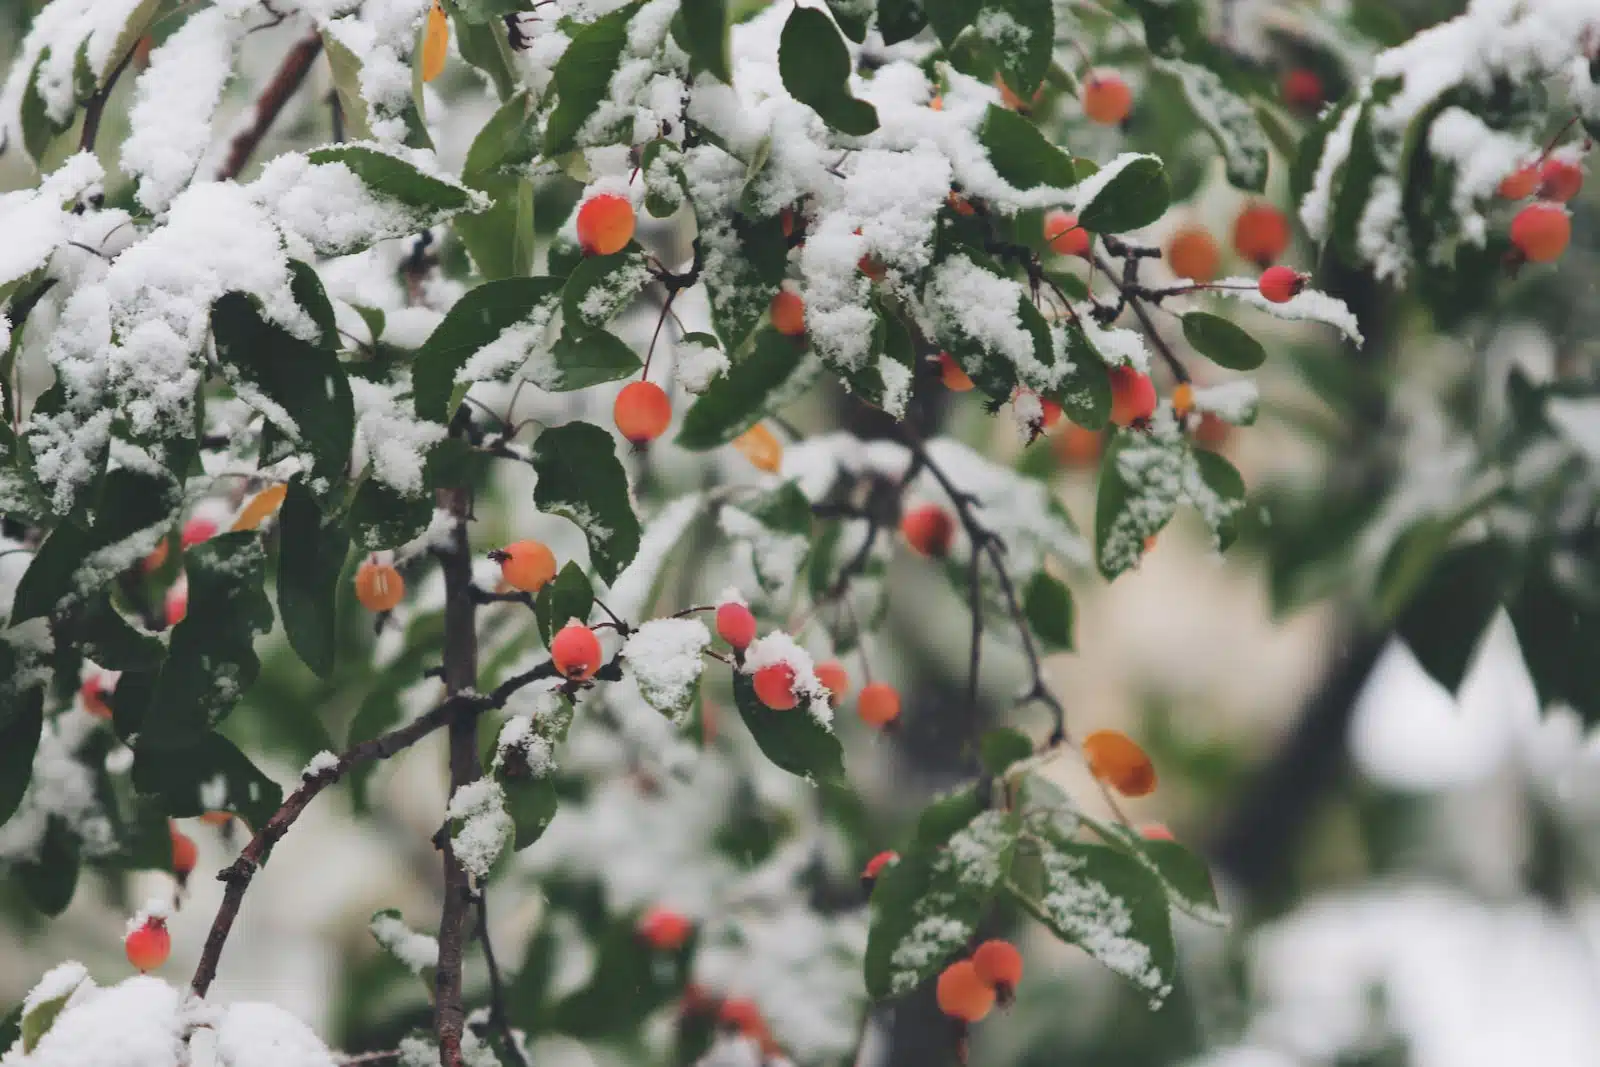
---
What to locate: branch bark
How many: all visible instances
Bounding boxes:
[217,31,323,181]
[79,44,138,154]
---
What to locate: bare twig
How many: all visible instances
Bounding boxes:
[1092,251,1191,384]
[217,31,323,181]
[80,44,138,153]
[474,892,532,1067]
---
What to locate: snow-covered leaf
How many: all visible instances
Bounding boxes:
[1152,58,1269,192]
[561,248,650,331]
[1208,276,1364,346]
[779,6,878,136]
[531,421,640,584]
[1075,154,1170,235]
[411,277,565,421]
[731,671,845,786]
[1192,449,1245,551]
[302,143,481,216]
[1094,428,1180,581]
[977,0,1053,99]
[678,327,812,450]
[19,962,86,1052]
[543,1,645,156]
[623,618,710,718]
[977,105,1077,191]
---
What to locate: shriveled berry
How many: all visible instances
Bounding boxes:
[752,663,798,710]
[1108,365,1157,427]
[971,939,1023,990]
[1167,225,1220,283]
[576,193,635,256]
[125,918,171,973]
[614,380,672,444]
[354,561,405,612]
[170,823,198,877]
[1044,210,1091,258]
[936,960,995,1022]
[1510,202,1571,263]
[901,504,955,558]
[715,601,757,651]
[939,352,976,392]
[815,660,849,706]
[1232,202,1290,267]
[857,682,901,729]
[551,622,602,680]
[1082,72,1132,125]
[638,906,693,951]
[1257,265,1307,304]
[1083,728,1158,797]
[770,290,805,336]
[494,540,557,594]
[1538,158,1584,202]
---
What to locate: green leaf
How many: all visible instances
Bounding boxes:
[1121,0,1204,60]
[562,249,650,331]
[979,0,1053,99]
[1095,431,1179,580]
[864,807,1019,999]
[676,0,731,82]
[1077,155,1170,234]
[1182,311,1266,371]
[1151,58,1269,192]
[1014,830,1176,1006]
[453,12,520,99]
[20,49,66,163]
[67,594,165,671]
[288,260,341,350]
[1330,99,1384,264]
[1290,97,1354,206]
[212,293,354,494]
[306,144,478,212]
[677,328,809,450]
[544,2,646,156]
[1140,838,1224,924]
[979,727,1035,776]
[535,561,594,646]
[20,965,87,1052]
[140,533,274,749]
[921,0,979,45]
[1050,319,1112,429]
[731,672,845,785]
[1510,565,1600,727]
[877,0,927,44]
[132,732,284,830]
[412,277,566,421]
[458,92,538,280]
[1022,570,1074,651]
[0,1004,20,1059]
[278,479,352,679]
[531,421,641,584]
[18,817,79,916]
[1394,539,1514,693]
[1191,449,1246,551]
[977,105,1077,190]
[778,6,879,136]
[349,477,434,551]
[544,326,645,390]
[501,775,559,850]
[0,698,44,827]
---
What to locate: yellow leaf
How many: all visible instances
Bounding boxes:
[422,2,448,83]
[732,424,783,473]
[232,483,289,531]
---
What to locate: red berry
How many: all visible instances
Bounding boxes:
[576,193,635,256]
[1232,202,1290,267]
[900,504,954,558]
[1108,365,1157,427]
[1039,398,1063,428]
[857,682,901,729]
[638,906,693,951]
[1281,68,1323,111]
[1082,73,1132,125]
[971,939,1023,990]
[1510,202,1571,263]
[165,585,188,627]
[81,675,113,720]
[125,918,171,972]
[1140,821,1175,841]
[715,601,757,651]
[614,380,671,444]
[1257,265,1307,304]
[862,850,898,882]
[770,290,805,336]
[551,622,602,680]
[939,352,976,392]
[181,517,217,548]
[1044,210,1091,257]
[752,663,798,710]
[1498,163,1539,200]
[936,960,995,1022]
[814,660,849,706]
[170,823,197,877]
[1538,158,1584,202]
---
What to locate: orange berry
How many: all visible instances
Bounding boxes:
[1172,383,1195,420]
[1232,202,1290,267]
[1143,534,1158,555]
[770,290,805,336]
[971,939,1023,990]
[1053,423,1102,468]
[929,94,944,111]
[780,206,796,238]
[1083,729,1158,797]
[181,517,217,548]
[614,380,671,444]
[718,997,768,1040]
[1044,210,1091,257]
[1257,265,1307,304]
[715,601,757,651]
[900,504,955,558]
[232,483,288,531]
[170,823,197,877]
[752,663,798,710]
[200,811,234,827]
[939,352,975,392]
[1280,68,1323,111]
[861,849,898,882]
[1039,398,1063,428]
[638,906,693,951]
[1194,411,1230,450]
[142,539,170,573]
[1539,158,1584,202]
[1081,72,1132,125]
[576,193,635,256]
[494,540,557,593]
[1510,202,1571,263]
[936,960,995,1022]
[551,622,602,680]
[994,74,1041,112]
[815,660,849,706]
[421,1,448,83]
[125,918,171,973]
[1166,226,1220,283]
[857,682,900,729]
[1139,821,1175,841]
[1108,365,1157,427]
[946,191,976,216]
[354,561,405,612]
[165,585,188,627]
[1498,163,1539,200]
[733,423,782,472]
[80,675,113,720]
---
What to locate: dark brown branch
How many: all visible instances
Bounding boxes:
[217,31,323,181]
[80,44,138,153]
[473,892,532,1067]
[1092,251,1191,385]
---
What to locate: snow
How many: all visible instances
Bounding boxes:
[925,256,1053,389]
[446,778,512,879]
[319,0,434,144]
[0,153,105,292]
[1036,842,1171,1008]
[349,376,448,497]
[250,154,438,259]
[604,493,707,621]
[719,504,808,603]
[1299,103,1360,242]
[0,0,148,133]
[1191,381,1259,425]
[369,911,440,974]
[20,962,89,1018]
[674,338,730,394]
[4,976,183,1067]
[0,713,115,863]
[214,1002,337,1067]
[1210,276,1364,346]
[742,632,834,727]
[301,751,340,780]
[1070,153,1159,221]
[622,618,711,718]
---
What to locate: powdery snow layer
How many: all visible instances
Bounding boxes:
[9,976,183,1067]
[446,778,512,879]
[369,911,440,974]
[622,617,711,718]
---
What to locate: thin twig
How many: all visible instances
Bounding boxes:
[80,44,138,153]
[217,31,323,180]
[474,892,532,1067]
[1093,252,1190,384]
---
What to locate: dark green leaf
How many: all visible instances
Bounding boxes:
[412,277,565,421]
[1509,566,1600,726]
[502,774,560,850]
[288,260,341,350]
[133,732,284,830]
[544,2,646,156]
[676,0,731,81]
[1050,319,1111,429]
[979,727,1035,776]
[1395,539,1514,693]
[18,817,79,916]
[677,327,809,450]
[453,13,519,99]
[1022,570,1073,651]
[1152,58,1269,192]
[535,561,594,646]
[921,0,979,45]
[531,421,640,584]
[67,595,165,671]
[980,0,1053,99]
[0,1004,20,1058]
[0,697,44,826]
[562,249,650,331]
[1182,311,1266,371]
[278,479,352,679]
[1290,98,1353,206]
[349,477,434,551]
[458,93,538,282]
[977,105,1077,190]
[306,144,476,212]
[1121,0,1204,59]
[544,326,645,389]
[1192,449,1246,551]
[1077,155,1170,234]
[731,672,845,785]
[778,6,879,136]
[877,0,926,44]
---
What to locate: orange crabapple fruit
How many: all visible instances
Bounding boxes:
[814,660,849,706]
[900,504,955,558]
[1539,158,1584,202]
[715,601,757,651]
[493,540,557,594]
[1510,202,1571,263]
[1498,163,1539,200]
[1083,728,1158,797]
[1232,202,1291,267]
[936,960,995,1023]
[170,823,197,877]
[125,917,171,973]
[551,622,602,680]
[575,193,635,256]
[1166,225,1220,283]
[1044,210,1091,257]
[856,682,901,729]
[1172,382,1196,421]
[752,662,798,710]
[770,290,805,336]
[939,352,976,392]
[1108,365,1157,427]
[232,483,288,531]
[613,380,672,445]
[638,907,693,951]
[1257,265,1308,304]
[1081,72,1133,125]
[732,423,783,472]
[421,2,448,82]
[354,561,405,612]
[1053,422,1102,467]
[971,938,1023,993]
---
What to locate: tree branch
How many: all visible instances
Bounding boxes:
[1092,251,1190,385]
[217,31,323,181]
[473,891,532,1067]
[79,44,138,154]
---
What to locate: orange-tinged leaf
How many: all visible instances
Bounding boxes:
[422,3,448,83]
[733,423,782,473]
[232,484,288,531]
